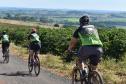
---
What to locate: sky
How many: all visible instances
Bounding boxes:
[0,0,126,11]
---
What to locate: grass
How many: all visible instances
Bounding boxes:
[99,58,126,84]
[64,18,79,23]
[10,43,126,83]
[0,19,60,29]
[98,18,126,23]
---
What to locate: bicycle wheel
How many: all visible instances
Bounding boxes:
[3,50,9,63]
[5,51,9,63]
[28,55,33,73]
[34,55,40,76]
[81,70,89,84]
[88,71,104,84]
[3,54,6,63]
[72,68,83,84]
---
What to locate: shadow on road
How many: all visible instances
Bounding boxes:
[0,71,37,77]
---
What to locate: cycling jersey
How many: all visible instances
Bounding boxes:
[2,34,9,43]
[28,32,41,51]
[29,33,40,43]
[73,25,103,46]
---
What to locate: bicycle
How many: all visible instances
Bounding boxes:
[28,50,40,76]
[3,47,9,63]
[69,51,104,84]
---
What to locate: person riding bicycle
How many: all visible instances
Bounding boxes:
[1,31,10,57]
[28,28,41,60]
[67,15,103,71]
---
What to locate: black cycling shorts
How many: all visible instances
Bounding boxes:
[2,42,10,53]
[78,45,103,66]
[29,42,41,52]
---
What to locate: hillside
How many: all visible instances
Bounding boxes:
[0,7,126,27]
[0,19,62,28]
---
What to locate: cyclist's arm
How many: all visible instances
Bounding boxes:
[68,29,79,51]
[68,37,78,51]
[28,34,31,40]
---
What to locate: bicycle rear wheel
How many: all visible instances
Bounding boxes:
[34,55,40,76]
[88,70,104,84]
[28,55,33,73]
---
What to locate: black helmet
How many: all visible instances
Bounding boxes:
[2,31,6,35]
[79,15,89,25]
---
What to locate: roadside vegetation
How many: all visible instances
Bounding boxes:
[10,43,126,84]
[0,23,126,83]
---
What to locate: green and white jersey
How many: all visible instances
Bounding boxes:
[30,33,40,43]
[2,34,9,42]
[73,25,103,46]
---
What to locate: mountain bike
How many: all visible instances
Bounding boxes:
[69,51,104,84]
[28,51,40,76]
[3,47,9,63]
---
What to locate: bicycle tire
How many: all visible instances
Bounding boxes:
[72,68,83,84]
[88,70,104,84]
[81,70,89,84]
[28,55,33,73]
[5,52,9,63]
[34,55,40,76]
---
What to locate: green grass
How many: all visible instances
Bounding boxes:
[100,18,126,22]
[64,18,79,23]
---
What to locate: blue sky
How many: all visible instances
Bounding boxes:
[0,0,126,11]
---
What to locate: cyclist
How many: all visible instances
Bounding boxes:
[28,28,41,61]
[67,15,103,71]
[1,31,10,57]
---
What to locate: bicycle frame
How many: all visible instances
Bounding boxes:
[28,49,40,76]
[71,51,104,84]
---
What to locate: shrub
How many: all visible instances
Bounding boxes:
[0,23,126,61]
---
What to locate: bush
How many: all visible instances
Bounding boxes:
[99,28,126,61]
[54,24,59,27]
[0,23,126,61]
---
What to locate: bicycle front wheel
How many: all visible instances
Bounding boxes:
[72,68,85,84]
[3,50,9,63]
[89,70,104,84]
[28,56,33,73]
[34,56,40,76]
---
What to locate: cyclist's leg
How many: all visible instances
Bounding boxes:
[29,43,35,60]
[29,50,34,65]
[89,46,103,70]
[77,46,88,70]
[35,51,39,57]
[34,42,41,57]
[89,55,101,70]
[6,42,9,53]
[29,50,34,59]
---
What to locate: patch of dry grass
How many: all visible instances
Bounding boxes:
[99,58,126,84]
[0,19,61,29]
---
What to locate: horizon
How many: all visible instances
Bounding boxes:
[0,6,125,12]
[0,0,126,12]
